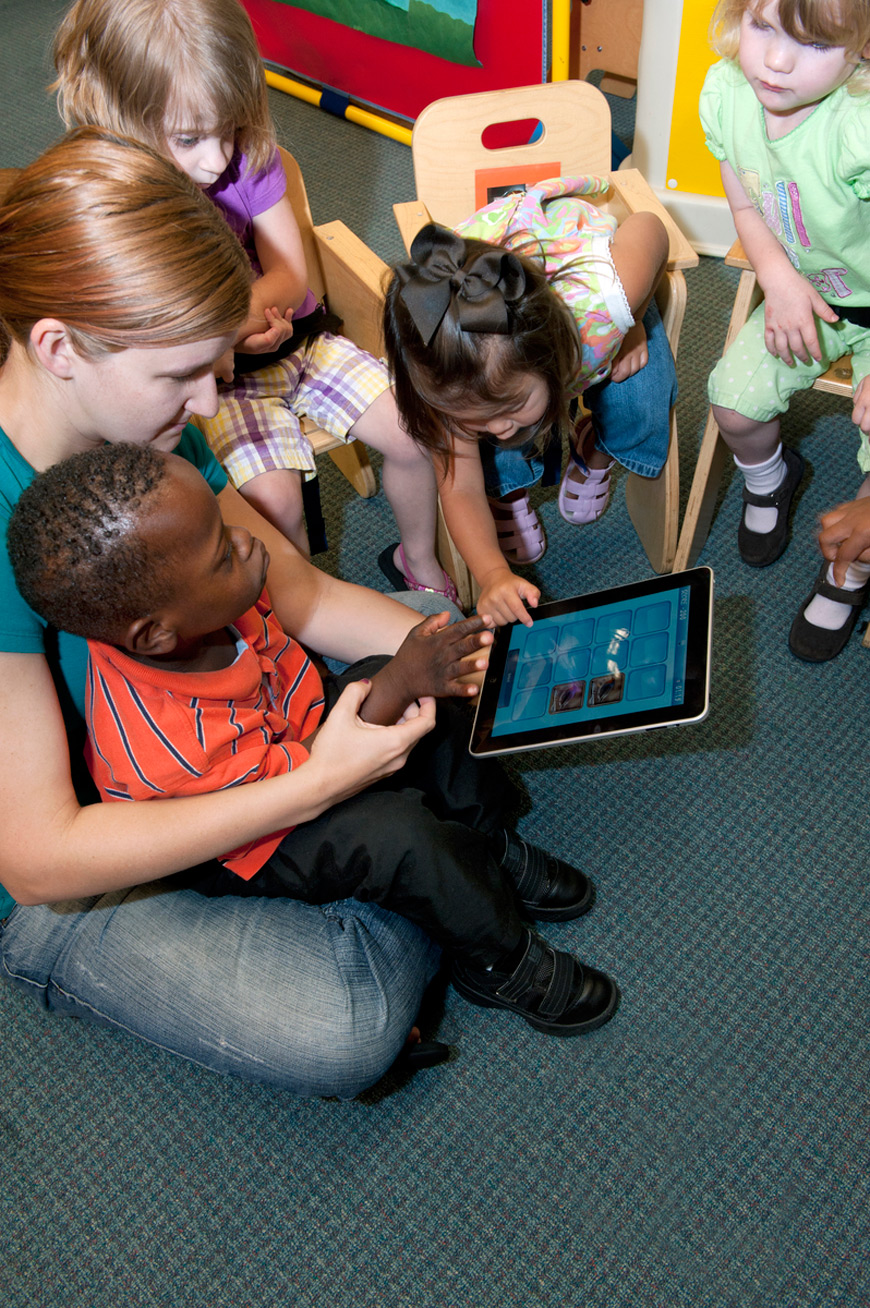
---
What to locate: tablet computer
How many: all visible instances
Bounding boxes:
[469,567,713,758]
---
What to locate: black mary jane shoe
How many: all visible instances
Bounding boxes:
[451,931,619,1037]
[495,830,594,921]
[788,562,870,662]
[737,447,805,568]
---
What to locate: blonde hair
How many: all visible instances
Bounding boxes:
[53,0,275,173]
[711,0,870,92]
[0,126,251,358]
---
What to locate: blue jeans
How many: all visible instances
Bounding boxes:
[0,591,447,1099]
[480,299,678,497]
[0,886,440,1098]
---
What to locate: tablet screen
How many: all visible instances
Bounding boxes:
[469,567,713,757]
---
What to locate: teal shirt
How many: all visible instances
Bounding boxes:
[700,60,870,306]
[0,426,228,919]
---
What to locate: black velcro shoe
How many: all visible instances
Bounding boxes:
[737,447,805,567]
[451,930,619,1037]
[495,830,594,921]
[788,562,870,662]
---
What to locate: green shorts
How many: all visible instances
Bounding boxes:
[708,302,870,470]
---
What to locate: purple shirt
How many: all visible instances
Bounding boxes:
[205,146,286,277]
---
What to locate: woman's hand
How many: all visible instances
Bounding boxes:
[476,567,540,627]
[305,679,436,801]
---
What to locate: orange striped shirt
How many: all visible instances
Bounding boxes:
[84,593,325,878]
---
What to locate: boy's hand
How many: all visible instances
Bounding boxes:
[818,496,870,584]
[760,268,838,366]
[235,305,295,355]
[610,320,649,383]
[359,612,494,726]
[477,567,540,627]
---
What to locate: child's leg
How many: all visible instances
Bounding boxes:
[347,388,447,593]
[706,304,826,565]
[291,335,450,595]
[237,467,309,557]
[559,214,669,521]
[197,363,317,553]
[478,438,547,563]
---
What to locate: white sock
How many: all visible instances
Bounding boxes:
[804,560,870,630]
[735,446,786,533]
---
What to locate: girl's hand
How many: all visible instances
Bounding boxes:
[476,568,540,627]
[360,611,494,725]
[305,679,436,802]
[235,305,295,355]
[761,270,838,366]
[610,320,649,383]
[852,376,870,436]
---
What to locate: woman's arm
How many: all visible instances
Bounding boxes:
[438,441,540,626]
[0,653,434,905]
[235,194,310,352]
[216,482,420,660]
[720,160,838,365]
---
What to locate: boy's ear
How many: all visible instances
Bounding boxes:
[28,319,80,379]
[123,615,179,658]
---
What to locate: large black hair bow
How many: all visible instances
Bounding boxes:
[396,224,526,345]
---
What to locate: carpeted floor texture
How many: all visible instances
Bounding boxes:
[1,4,867,1306]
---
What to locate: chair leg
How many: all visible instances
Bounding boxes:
[436,498,477,613]
[328,442,377,498]
[672,408,732,572]
[625,407,680,574]
[673,268,762,571]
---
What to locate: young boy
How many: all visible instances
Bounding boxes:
[9,444,619,1037]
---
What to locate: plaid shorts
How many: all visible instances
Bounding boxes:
[199,333,390,488]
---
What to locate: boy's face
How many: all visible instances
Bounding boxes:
[143,456,270,641]
[739,3,863,121]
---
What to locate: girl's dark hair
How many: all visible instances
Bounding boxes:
[8,444,172,642]
[383,233,582,464]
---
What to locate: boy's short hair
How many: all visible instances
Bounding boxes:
[8,444,173,642]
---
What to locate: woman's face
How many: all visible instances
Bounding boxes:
[68,333,236,451]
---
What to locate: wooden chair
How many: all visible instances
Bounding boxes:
[392,81,699,610]
[673,238,854,572]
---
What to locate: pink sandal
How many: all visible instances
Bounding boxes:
[558,442,614,526]
[378,543,460,607]
[487,492,546,565]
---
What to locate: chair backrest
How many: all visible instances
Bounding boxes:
[277,145,326,302]
[411,81,612,230]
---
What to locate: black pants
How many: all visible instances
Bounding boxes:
[194,659,525,967]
